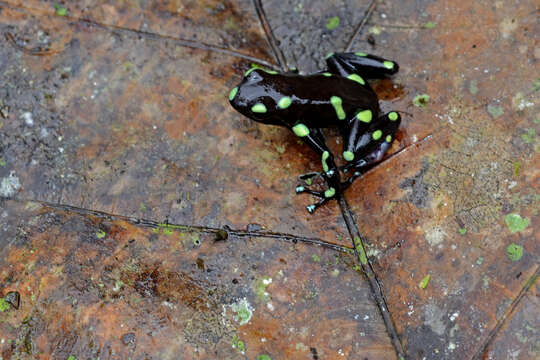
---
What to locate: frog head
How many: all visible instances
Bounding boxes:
[228,68,283,125]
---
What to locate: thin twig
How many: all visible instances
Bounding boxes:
[338,196,406,359]
[344,0,378,52]
[252,0,288,72]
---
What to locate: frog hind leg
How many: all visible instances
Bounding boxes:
[326,52,399,79]
[343,111,402,187]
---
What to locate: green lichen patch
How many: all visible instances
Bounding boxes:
[257,355,272,360]
[0,158,6,167]
[253,276,272,302]
[53,3,67,16]
[413,94,430,108]
[504,213,530,233]
[424,21,437,29]
[96,229,106,239]
[0,297,10,312]
[231,335,245,353]
[229,298,254,325]
[419,274,431,289]
[326,16,340,30]
[458,228,467,235]
[487,104,504,118]
[506,243,523,261]
[521,128,535,143]
[311,254,321,263]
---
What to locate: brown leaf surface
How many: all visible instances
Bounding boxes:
[0,0,538,359]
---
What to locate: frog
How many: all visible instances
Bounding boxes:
[228,52,401,213]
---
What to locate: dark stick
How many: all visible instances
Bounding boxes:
[344,0,378,52]
[252,0,289,72]
[338,195,406,359]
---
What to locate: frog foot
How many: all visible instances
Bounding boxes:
[295,185,338,213]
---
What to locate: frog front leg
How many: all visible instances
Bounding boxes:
[290,125,341,213]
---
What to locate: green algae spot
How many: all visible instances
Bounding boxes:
[324,187,336,198]
[388,111,399,121]
[347,74,365,85]
[487,104,504,118]
[139,202,147,211]
[252,103,267,113]
[521,128,535,143]
[292,123,310,137]
[229,87,238,101]
[257,355,272,360]
[372,130,382,140]
[0,298,10,312]
[413,94,430,108]
[383,61,394,70]
[330,96,346,120]
[278,96,292,109]
[513,161,521,177]
[0,158,5,167]
[67,356,77,360]
[458,228,467,235]
[419,274,431,289]
[355,52,367,57]
[232,335,245,353]
[312,254,321,263]
[353,236,368,264]
[253,276,272,302]
[356,109,372,123]
[343,151,354,161]
[321,151,330,172]
[96,230,106,239]
[469,80,478,95]
[424,21,437,29]
[322,72,332,77]
[506,243,523,261]
[326,16,340,30]
[505,213,530,233]
[54,3,67,16]
[385,135,392,143]
[476,257,484,265]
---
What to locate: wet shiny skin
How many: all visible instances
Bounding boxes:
[229,52,402,213]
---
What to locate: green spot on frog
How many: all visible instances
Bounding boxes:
[330,96,346,120]
[229,87,238,101]
[383,61,394,70]
[343,151,354,161]
[321,151,330,172]
[388,111,399,121]
[413,94,430,108]
[356,109,372,123]
[252,103,267,113]
[292,123,310,137]
[354,52,367,57]
[278,96,292,109]
[487,104,504,118]
[324,187,336,198]
[372,130,382,140]
[385,135,392,143]
[419,274,431,289]
[504,213,530,233]
[322,72,332,77]
[506,243,523,261]
[347,74,365,85]
[326,16,340,30]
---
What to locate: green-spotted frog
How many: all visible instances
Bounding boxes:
[229,52,401,213]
